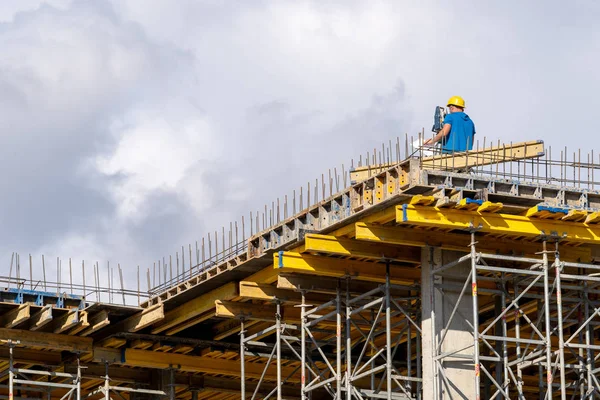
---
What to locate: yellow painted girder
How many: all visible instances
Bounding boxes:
[303,233,420,263]
[274,252,420,284]
[398,205,600,245]
[355,222,591,262]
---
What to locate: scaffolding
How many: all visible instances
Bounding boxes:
[239,267,422,399]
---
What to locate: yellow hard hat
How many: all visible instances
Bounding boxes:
[447,96,465,108]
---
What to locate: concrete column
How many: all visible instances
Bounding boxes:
[421,247,475,399]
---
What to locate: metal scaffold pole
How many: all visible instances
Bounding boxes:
[470,233,481,400]
[240,318,245,399]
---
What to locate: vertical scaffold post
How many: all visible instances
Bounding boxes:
[104,362,110,400]
[542,240,553,399]
[385,261,392,400]
[276,300,282,400]
[169,368,175,400]
[553,242,566,400]
[240,317,245,399]
[336,286,342,400]
[76,356,82,400]
[300,291,307,400]
[470,232,481,400]
[345,278,352,400]
[8,341,14,400]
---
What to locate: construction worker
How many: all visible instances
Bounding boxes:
[424,96,475,152]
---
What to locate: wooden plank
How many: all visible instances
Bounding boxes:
[131,339,154,350]
[0,304,30,328]
[0,328,92,353]
[29,305,53,331]
[350,140,544,182]
[151,282,238,335]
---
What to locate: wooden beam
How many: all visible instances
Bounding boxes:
[303,233,421,263]
[164,310,214,336]
[151,282,238,335]
[124,303,164,332]
[94,304,164,341]
[130,339,154,350]
[64,310,89,334]
[29,305,53,331]
[79,310,110,336]
[49,310,86,334]
[0,347,62,365]
[121,348,300,381]
[0,328,92,353]
[0,304,30,328]
[212,318,260,340]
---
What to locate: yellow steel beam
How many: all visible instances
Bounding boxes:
[398,205,600,245]
[274,252,420,284]
[65,311,89,335]
[122,348,300,381]
[0,328,92,353]
[277,273,415,296]
[355,222,592,262]
[151,281,238,335]
[0,304,30,328]
[215,300,302,322]
[303,233,420,263]
[239,281,334,304]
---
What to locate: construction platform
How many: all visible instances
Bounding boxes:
[2,139,600,399]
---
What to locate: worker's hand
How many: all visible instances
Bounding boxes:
[423,138,433,146]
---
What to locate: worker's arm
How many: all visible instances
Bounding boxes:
[424,123,451,145]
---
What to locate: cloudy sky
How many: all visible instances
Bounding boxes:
[1,0,598,295]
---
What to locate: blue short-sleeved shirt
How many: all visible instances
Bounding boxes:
[441,112,476,152]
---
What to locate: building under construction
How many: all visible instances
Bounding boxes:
[2,138,600,399]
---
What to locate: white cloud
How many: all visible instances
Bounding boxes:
[2,0,600,294]
[95,104,220,221]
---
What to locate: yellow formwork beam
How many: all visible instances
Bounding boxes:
[355,222,592,262]
[398,204,600,244]
[0,327,93,353]
[122,348,300,381]
[274,252,420,284]
[303,233,421,263]
[151,281,238,335]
